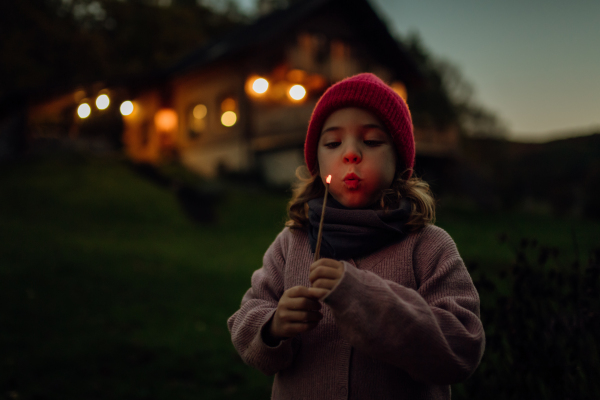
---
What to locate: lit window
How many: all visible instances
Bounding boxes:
[193,104,207,119]
[221,111,237,127]
[154,109,178,132]
[221,98,236,112]
[189,103,207,138]
[286,69,306,83]
[220,96,238,127]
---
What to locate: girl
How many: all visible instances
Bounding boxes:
[228,73,485,400]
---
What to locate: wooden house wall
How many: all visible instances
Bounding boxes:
[122,89,163,163]
[170,64,250,177]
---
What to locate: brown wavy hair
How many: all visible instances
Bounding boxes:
[285,164,436,232]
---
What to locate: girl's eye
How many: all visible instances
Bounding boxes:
[324,141,382,148]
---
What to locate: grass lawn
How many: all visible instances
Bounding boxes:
[1,154,598,399]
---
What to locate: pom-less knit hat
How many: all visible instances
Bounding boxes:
[304,73,415,178]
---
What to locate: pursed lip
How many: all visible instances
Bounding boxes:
[343,172,360,181]
[343,172,361,189]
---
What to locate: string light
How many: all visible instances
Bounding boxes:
[289,84,306,101]
[77,103,91,119]
[120,101,134,116]
[252,78,269,94]
[96,94,110,110]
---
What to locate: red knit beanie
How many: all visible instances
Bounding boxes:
[304,73,414,178]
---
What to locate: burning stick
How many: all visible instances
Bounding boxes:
[314,175,332,261]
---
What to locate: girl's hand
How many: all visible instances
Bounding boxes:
[309,258,345,293]
[266,286,327,344]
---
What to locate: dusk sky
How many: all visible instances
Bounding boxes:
[234,0,600,142]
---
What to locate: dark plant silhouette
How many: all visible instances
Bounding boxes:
[455,235,600,399]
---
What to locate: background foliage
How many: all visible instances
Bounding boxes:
[458,238,600,399]
[0,0,242,97]
[1,155,598,399]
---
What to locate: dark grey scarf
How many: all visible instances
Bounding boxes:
[307,195,411,260]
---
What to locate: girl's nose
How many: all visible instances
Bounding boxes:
[343,145,361,164]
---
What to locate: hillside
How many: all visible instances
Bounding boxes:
[453,132,600,216]
[1,154,598,399]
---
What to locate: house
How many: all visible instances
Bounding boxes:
[120,0,451,184]
[15,0,461,184]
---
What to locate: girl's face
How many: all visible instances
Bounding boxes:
[317,107,397,209]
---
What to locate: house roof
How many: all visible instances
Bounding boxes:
[169,0,424,87]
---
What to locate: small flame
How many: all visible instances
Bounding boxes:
[326,175,332,184]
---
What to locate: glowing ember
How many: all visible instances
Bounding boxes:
[326,175,331,184]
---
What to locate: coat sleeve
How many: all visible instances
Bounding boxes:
[323,227,485,385]
[227,229,297,376]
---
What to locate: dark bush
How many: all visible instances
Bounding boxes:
[454,238,600,399]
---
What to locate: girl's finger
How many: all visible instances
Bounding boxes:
[311,278,336,290]
[307,287,329,299]
[287,296,322,311]
[309,258,342,272]
[283,310,323,323]
[309,266,342,284]
[285,286,312,299]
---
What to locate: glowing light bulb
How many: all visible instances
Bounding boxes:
[78,103,91,119]
[120,101,134,116]
[96,94,110,110]
[289,84,306,101]
[221,111,237,127]
[252,78,269,94]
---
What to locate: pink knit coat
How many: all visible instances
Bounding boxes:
[228,225,485,399]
